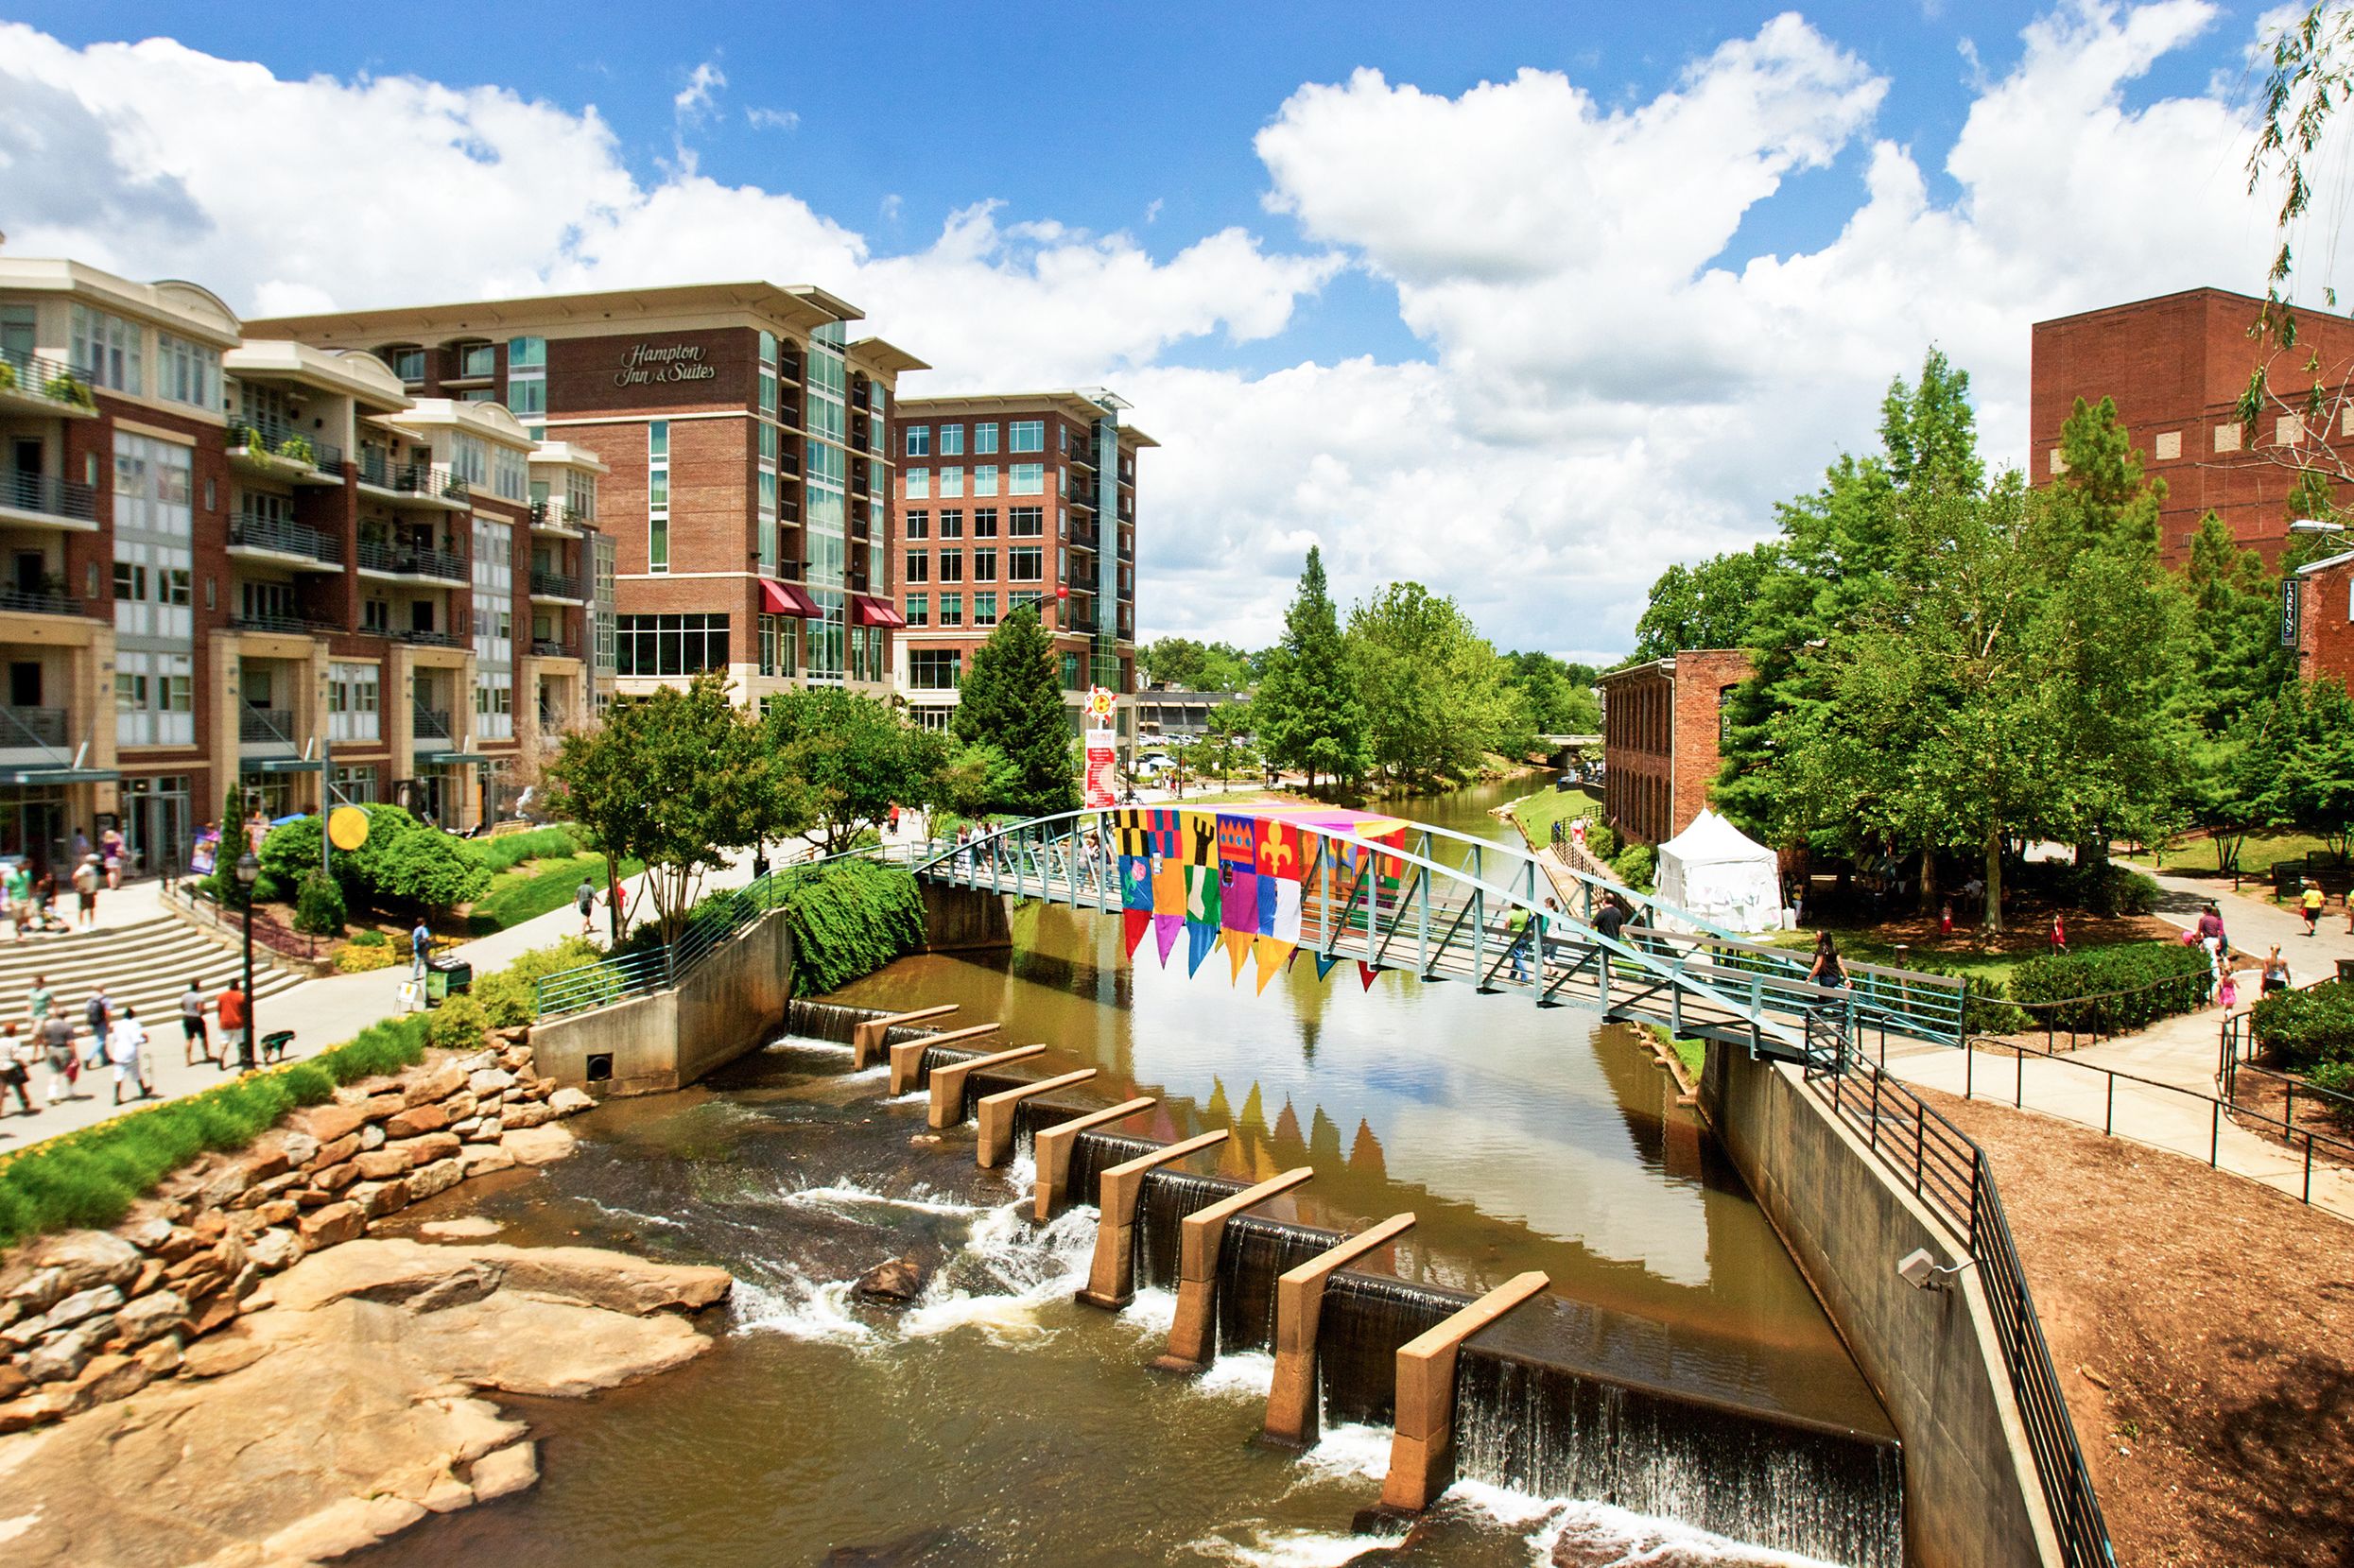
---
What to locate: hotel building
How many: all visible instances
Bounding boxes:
[0,256,610,869]
[890,390,1151,735]
[251,284,927,711]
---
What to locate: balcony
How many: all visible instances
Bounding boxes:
[0,586,82,619]
[394,628,464,650]
[411,705,452,740]
[528,568,583,604]
[0,349,97,417]
[0,469,100,530]
[529,637,574,659]
[0,707,68,750]
[239,703,296,747]
[357,539,467,582]
[528,499,592,536]
[227,419,343,481]
[355,452,469,507]
[230,611,336,638]
[228,510,343,568]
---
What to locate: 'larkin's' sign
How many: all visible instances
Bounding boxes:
[615,341,718,388]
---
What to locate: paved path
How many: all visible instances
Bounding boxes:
[2138,860,2354,985]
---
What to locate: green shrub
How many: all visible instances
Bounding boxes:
[424,993,489,1053]
[1582,820,1618,862]
[473,936,603,1027]
[294,870,346,936]
[775,858,927,994]
[349,928,389,947]
[470,824,584,875]
[2009,940,2212,1033]
[2251,980,2354,1072]
[1610,842,1655,891]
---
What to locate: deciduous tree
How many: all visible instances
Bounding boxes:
[761,688,941,854]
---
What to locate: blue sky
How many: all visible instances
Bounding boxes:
[0,3,2315,653]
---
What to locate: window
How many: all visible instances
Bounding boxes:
[940,467,964,498]
[1061,652,1083,690]
[973,508,998,539]
[1010,546,1045,582]
[974,549,997,583]
[975,422,999,455]
[909,648,961,689]
[389,348,425,385]
[905,425,930,457]
[1011,507,1044,538]
[974,592,998,628]
[972,464,998,496]
[458,342,496,379]
[937,508,963,541]
[331,764,378,804]
[450,433,489,487]
[905,509,928,541]
[939,424,963,457]
[493,445,528,501]
[71,305,142,394]
[938,550,963,584]
[907,594,928,627]
[155,334,219,410]
[566,470,597,523]
[1012,463,1046,495]
[938,593,963,628]
[758,612,799,678]
[1011,591,1044,617]
[648,422,669,573]
[507,337,545,433]
[906,552,928,584]
[616,612,730,676]
[906,468,930,499]
[1011,420,1044,453]
[363,598,389,633]
[329,662,381,741]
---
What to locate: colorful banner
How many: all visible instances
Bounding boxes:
[1223,928,1253,982]
[1186,921,1220,976]
[1185,865,1221,927]
[1255,819,1304,881]
[1253,935,1293,994]
[1217,814,1259,870]
[1153,914,1183,967]
[1119,855,1152,911]
[1145,809,1180,860]
[1151,856,1186,918]
[1221,868,1260,934]
[1182,811,1218,866]
[1122,909,1151,958]
[1083,734,1116,809]
[1272,879,1303,944]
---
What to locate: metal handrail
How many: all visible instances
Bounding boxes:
[411,706,452,740]
[357,539,468,580]
[0,587,80,617]
[0,347,95,410]
[530,569,582,600]
[0,468,98,522]
[230,509,344,564]
[238,703,295,745]
[393,628,463,648]
[227,419,342,474]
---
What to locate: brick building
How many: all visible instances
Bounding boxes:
[2293,547,2354,683]
[1596,649,1753,847]
[0,256,612,867]
[890,390,1151,736]
[252,283,926,712]
[2030,286,2354,564]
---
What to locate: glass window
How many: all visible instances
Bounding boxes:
[648,421,669,574]
[938,550,963,584]
[974,592,998,628]
[450,433,489,486]
[972,464,998,496]
[1011,463,1045,495]
[1061,651,1084,690]
[905,425,929,457]
[459,342,496,378]
[939,593,963,628]
[1010,546,1044,582]
[939,424,963,457]
[1011,420,1044,453]
[940,467,964,498]
[509,336,545,370]
[155,333,219,409]
[906,553,928,584]
[907,594,928,627]
[1011,507,1044,538]
[71,304,142,395]
[615,612,731,676]
[493,445,528,501]
[937,509,963,540]
[973,508,998,538]
[758,331,778,368]
[389,348,424,384]
[905,468,930,499]
[909,648,961,689]
[905,509,928,541]
[974,548,997,582]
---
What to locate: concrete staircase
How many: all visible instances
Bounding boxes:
[0,916,307,1038]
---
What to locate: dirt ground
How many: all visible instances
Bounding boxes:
[1916,1087,2354,1567]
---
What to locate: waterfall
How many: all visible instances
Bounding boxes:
[1061,1131,1164,1214]
[1132,1170,1249,1290]
[1314,1270,1468,1429]
[782,998,887,1042]
[1214,1214,1342,1354]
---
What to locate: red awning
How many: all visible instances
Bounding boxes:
[758,577,822,619]
[852,594,908,629]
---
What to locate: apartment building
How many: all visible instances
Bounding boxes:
[1596,649,1753,847]
[891,390,1151,735]
[0,256,610,869]
[252,284,926,711]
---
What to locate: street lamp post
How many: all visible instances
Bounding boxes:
[234,849,258,1072]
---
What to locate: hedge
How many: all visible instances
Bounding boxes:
[774,858,928,994]
[2251,979,2354,1073]
[0,1015,430,1248]
[2007,940,2212,1034]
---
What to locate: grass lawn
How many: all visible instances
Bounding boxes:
[1503,784,1602,844]
[1670,1036,1706,1078]
[2126,830,2342,884]
[1759,918,2172,991]
[466,851,645,936]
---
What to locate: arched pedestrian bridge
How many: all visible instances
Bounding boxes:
[910,805,1968,1061]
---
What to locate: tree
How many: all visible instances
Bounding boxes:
[1139,636,1254,691]
[951,608,1080,818]
[2040,395,2165,558]
[545,672,770,943]
[1348,581,1525,787]
[1631,544,1778,661]
[1201,698,1255,783]
[761,688,941,855]
[1255,546,1367,793]
[2258,677,2354,857]
[1502,650,1600,735]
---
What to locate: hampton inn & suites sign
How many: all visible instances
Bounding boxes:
[615,341,718,388]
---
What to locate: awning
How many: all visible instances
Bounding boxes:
[0,767,118,787]
[255,758,322,774]
[758,577,822,619]
[852,594,907,629]
[418,750,493,767]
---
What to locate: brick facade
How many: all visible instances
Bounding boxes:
[2295,552,2354,686]
[1597,648,1752,847]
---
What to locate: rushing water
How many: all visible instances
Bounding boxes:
[362,779,1895,1567]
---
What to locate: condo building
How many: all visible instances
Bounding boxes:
[251,284,927,711]
[0,256,610,870]
[890,390,1151,736]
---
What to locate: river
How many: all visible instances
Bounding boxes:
[362,778,1890,1567]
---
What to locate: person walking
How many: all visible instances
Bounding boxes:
[107,1005,150,1103]
[1939,901,1954,938]
[82,984,111,1071]
[26,974,51,1035]
[5,859,30,942]
[1595,892,1627,944]
[410,918,433,983]
[216,980,250,1072]
[2301,879,2326,937]
[0,1023,35,1116]
[40,1009,75,1104]
[1808,931,1848,990]
[576,876,597,937]
[2049,912,2068,956]
[2216,965,2241,1014]
[70,853,100,929]
[180,977,211,1065]
[1503,905,1532,981]
[2262,946,2293,996]
[100,824,126,889]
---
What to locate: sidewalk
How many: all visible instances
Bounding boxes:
[2141,862,2354,986]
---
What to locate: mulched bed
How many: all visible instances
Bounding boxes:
[1915,1086,2354,1567]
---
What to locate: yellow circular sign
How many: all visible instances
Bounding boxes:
[328,805,371,852]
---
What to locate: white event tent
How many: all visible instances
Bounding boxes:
[1653,810,1784,935]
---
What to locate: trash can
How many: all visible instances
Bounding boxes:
[2338,958,2354,985]
[425,956,473,1004]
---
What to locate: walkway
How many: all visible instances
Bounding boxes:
[2138,861,2354,986]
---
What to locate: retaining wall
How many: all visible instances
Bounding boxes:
[1702,1045,2062,1568]
[528,909,796,1095]
[922,883,1013,952]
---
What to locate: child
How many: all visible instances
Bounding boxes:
[2049,913,2067,956]
[1939,901,1954,938]
[2216,967,2240,1013]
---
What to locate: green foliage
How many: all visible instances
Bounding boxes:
[933,741,1021,821]
[950,609,1081,818]
[368,823,491,914]
[2008,941,2213,1033]
[0,1016,428,1247]
[1347,581,1529,786]
[1633,543,1777,661]
[293,869,346,936]
[773,858,929,994]
[260,804,491,917]
[2252,979,2354,1072]
[1611,842,1655,890]
[1139,636,1254,691]
[2043,861,2161,917]
[333,942,398,974]
[471,937,607,1028]
[465,852,644,936]
[349,927,389,947]
[1255,546,1368,792]
[764,687,943,853]
[1501,650,1601,736]
[424,993,490,1053]
[472,825,585,874]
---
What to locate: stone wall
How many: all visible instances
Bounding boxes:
[0,1036,595,1434]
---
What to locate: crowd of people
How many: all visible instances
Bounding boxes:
[0,974,257,1121]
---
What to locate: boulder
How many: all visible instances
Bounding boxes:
[27,1321,106,1383]
[355,1148,414,1180]
[404,1062,470,1107]
[307,1132,361,1171]
[7,1266,65,1312]
[500,1124,576,1166]
[458,1145,514,1179]
[113,1289,188,1345]
[131,1258,165,1297]
[71,1352,152,1405]
[134,1334,184,1378]
[470,1439,539,1501]
[349,1180,410,1220]
[295,1103,367,1145]
[0,1386,81,1433]
[502,1102,555,1130]
[298,1202,365,1249]
[0,1362,26,1402]
[115,1215,175,1252]
[547,1087,596,1116]
[276,1129,322,1169]
[150,1227,204,1264]
[38,1231,142,1295]
[359,1122,387,1150]
[196,1164,251,1208]
[853,1256,931,1302]
[419,1216,502,1240]
[248,1229,304,1273]
[479,1246,732,1316]
[355,1093,407,1125]
[450,1117,486,1141]
[42,1284,125,1331]
[386,1103,449,1138]
[394,1130,462,1163]
[232,1171,303,1210]
[441,1093,479,1125]
[241,1146,292,1183]
[468,1067,516,1096]
[250,1198,300,1230]
[315,1161,362,1193]
[407,1159,465,1200]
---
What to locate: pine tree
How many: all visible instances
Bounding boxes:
[1255,546,1366,793]
[951,607,1080,818]
[2041,395,2165,560]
